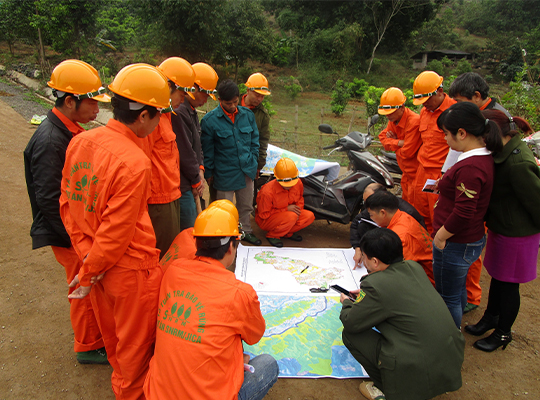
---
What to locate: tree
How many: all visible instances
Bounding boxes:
[0,0,38,55]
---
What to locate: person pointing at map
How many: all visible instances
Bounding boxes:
[256,157,315,247]
[340,228,464,400]
[144,203,278,400]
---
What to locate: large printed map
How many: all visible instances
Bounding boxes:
[236,245,368,378]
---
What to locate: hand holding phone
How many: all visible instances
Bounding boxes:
[330,284,357,301]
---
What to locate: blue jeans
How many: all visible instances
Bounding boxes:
[179,191,197,231]
[433,236,486,328]
[238,354,279,400]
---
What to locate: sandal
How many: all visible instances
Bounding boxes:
[267,237,283,248]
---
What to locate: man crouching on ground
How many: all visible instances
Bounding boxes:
[144,203,279,400]
[340,228,464,400]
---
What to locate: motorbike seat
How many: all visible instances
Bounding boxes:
[381,150,397,161]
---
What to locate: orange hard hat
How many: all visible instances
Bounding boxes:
[208,199,239,221]
[108,63,172,111]
[192,62,218,101]
[48,59,110,102]
[192,206,241,239]
[245,73,271,95]
[157,57,196,95]
[274,157,299,188]
[378,87,406,115]
[412,71,444,105]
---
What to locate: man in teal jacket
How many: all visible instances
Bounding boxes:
[340,228,464,400]
[201,79,262,245]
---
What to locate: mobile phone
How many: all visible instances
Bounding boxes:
[330,284,357,300]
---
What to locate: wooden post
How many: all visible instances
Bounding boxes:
[294,104,298,151]
[320,107,324,156]
[348,106,356,133]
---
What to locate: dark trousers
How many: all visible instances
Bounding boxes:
[486,278,520,332]
[342,329,383,390]
[148,199,181,260]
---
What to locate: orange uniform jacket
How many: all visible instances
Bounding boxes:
[378,107,421,177]
[417,94,456,169]
[148,113,181,204]
[60,119,160,286]
[158,227,197,274]
[256,179,305,221]
[388,209,434,284]
[144,256,266,400]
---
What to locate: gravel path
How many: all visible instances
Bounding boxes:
[0,78,51,122]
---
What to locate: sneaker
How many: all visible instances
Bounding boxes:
[267,237,283,248]
[242,233,262,246]
[283,232,302,242]
[464,303,479,314]
[359,381,385,400]
[76,347,109,365]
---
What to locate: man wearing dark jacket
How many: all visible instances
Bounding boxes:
[340,228,464,400]
[350,182,424,268]
[23,60,109,364]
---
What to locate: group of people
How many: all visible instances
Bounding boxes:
[23,56,539,400]
[23,58,302,400]
[346,71,540,399]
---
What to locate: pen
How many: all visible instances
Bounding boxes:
[300,266,309,274]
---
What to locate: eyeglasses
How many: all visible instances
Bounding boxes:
[309,287,329,293]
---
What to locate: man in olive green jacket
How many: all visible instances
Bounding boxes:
[340,228,464,400]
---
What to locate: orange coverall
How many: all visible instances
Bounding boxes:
[144,256,266,400]
[413,94,456,234]
[387,209,435,285]
[255,179,315,239]
[147,113,182,257]
[378,107,422,204]
[60,119,162,400]
[158,227,197,274]
[47,108,104,353]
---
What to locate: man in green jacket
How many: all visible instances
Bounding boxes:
[201,79,262,245]
[340,228,464,400]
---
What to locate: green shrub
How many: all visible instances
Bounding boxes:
[426,59,444,76]
[454,58,472,75]
[330,79,351,116]
[347,78,369,99]
[284,76,302,100]
[501,65,540,129]
[364,86,386,118]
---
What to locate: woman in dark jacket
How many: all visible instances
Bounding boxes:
[465,110,540,352]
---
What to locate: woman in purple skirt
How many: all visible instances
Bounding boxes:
[465,110,540,352]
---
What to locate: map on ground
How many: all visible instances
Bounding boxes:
[236,245,369,378]
[261,144,341,181]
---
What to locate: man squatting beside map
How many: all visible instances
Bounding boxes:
[144,203,279,400]
[256,157,315,247]
[340,228,464,400]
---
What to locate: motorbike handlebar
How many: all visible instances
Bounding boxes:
[322,144,338,150]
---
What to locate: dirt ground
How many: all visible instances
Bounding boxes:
[1,96,539,400]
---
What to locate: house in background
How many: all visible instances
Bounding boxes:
[411,50,474,69]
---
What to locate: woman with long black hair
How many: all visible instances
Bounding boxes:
[432,102,502,328]
[465,110,540,352]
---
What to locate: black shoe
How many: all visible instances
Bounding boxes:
[464,313,499,336]
[473,329,512,352]
[283,232,302,242]
[243,233,262,246]
[267,237,283,248]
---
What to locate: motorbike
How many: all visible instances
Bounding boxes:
[298,117,394,224]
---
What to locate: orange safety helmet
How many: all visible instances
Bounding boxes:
[412,71,444,106]
[208,199,239,221]
[192,206,241,241]
[274,157,299,188]
[157,57,196,97]
[378,87,406,115]
[108,63,172,111]
[192,62,218,100]
[48,59,110,102]
[245,73,271,95]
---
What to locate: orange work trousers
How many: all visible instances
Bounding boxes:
[466,254,483,305]
[90,265,162,400]
[412,165,441,235]
[257,209,315,239]
[51,246,103,353]
[400,171,416,207]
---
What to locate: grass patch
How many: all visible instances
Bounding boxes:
[23,90,52,109]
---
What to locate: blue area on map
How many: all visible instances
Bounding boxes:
[331,345,365,377]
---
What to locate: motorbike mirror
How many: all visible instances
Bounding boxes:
[318,124,335,134]
[369,114,380,127]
